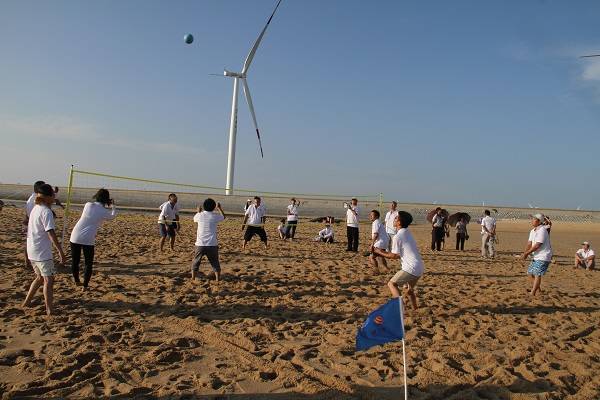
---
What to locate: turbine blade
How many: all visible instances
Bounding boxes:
[242,79,264,158]
[580,54,600,58]
[241,0,283,74]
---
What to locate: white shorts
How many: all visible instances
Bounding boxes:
[31,260,56,277]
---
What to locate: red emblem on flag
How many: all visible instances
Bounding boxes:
[374,315,384,325]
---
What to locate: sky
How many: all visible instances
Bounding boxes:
[1,0,599,209]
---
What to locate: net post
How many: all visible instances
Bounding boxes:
[61,165,74,245]
[378,192,383,216]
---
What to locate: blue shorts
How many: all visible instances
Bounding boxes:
[159,223,177,237]
[527,260,550,276]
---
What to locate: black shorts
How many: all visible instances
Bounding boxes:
[244,225,268,242]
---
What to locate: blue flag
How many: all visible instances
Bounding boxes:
[356,297,405,351]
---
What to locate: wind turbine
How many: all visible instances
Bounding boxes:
[220,0,283,195]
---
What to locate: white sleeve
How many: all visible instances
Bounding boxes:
[391,235,401,255]
[193,213,200,223]
[42,209,56,232]
[533,229,546,245]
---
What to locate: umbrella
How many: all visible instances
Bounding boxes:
[426,208,449,223]
[448,212,471,227]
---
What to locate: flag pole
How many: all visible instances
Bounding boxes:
[402,338,408,400]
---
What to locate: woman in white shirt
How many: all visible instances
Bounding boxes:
[69,189,116,290]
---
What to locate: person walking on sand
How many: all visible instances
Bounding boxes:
[242,196,268,249]
[384,201,399,250]
[192,198,226,282]
[481,209,496,258]
[369,210,389,270]
[284,198,300,241]
[430,208,446,251]
[345,198,360,252]
[521,213,552,296]
[22,184,66,316]
[158,193,180,251]
[372,211,424,311]
[575,241,595,270]
[69,189,117,291]
[455,217,468,251]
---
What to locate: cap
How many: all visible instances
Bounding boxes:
[531,213,544,221]
[582,241,590,246]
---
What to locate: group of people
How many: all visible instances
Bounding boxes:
[18,181,596,316]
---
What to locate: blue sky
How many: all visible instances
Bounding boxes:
[1,0,599,209]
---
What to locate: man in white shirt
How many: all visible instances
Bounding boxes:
[372,211,424,311]
[22,184,66,316]
[369,210,389,270]
[521,213,553,296]
[22,180,46,269]
[192,198,226,282]
[317,221,334,243]
[384,201,399,250]
[284,198,300,240]
[575,241,595,270]
[158,193,180,251]
[480,209,496,258]
[345,198,360,252]
[242,196,268,249]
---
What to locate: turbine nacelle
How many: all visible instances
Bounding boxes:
[224,70,245,78]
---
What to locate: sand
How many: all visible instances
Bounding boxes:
[1,206,599,399]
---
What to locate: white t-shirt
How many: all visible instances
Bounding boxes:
[384,210,398,235]
[319,226,334,239]
[346,206,360,227]
[528,226,552,262]
[481,215,496,234]
[372,219,389,249]
[245,204,265,226]
[193,211,225,247]
[25,192,36,217]
[158,201,180,224]
[432,214,445,228]
[27,204,55,261]
[576,248,595,259]
[286,204,299,222]
[70,202,117,246]
[391,228,424,277]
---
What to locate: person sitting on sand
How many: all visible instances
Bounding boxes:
[22,184,66,316]
[521,213,553,296]
[369,210,389,270]
[316,220,334,243]
[69,189,117,291]
[277,218,286,240]
[242,196,268,249]
[0,199,3,212]
[158,193,180,252]
[372,211,424,311]
[192,198,226,282]
[575,241,595,270]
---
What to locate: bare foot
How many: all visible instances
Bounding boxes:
[81,286,88,292]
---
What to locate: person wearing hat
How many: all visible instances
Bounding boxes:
[372,211,424,311]
[521,213,553,296]
[575,242,595,270]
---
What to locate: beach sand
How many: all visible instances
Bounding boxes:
[1,207,599,399]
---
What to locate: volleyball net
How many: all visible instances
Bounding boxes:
[60,166,384,242]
